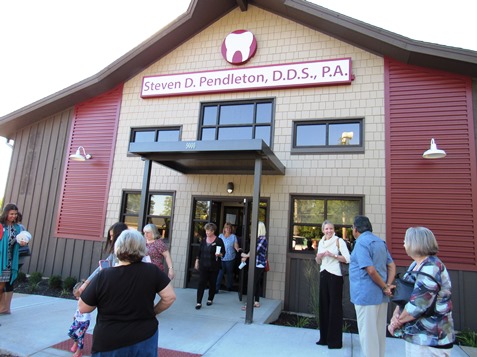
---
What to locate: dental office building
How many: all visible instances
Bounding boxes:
[1,0,477,330]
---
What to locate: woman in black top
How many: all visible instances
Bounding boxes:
[79,229,176,356]
[194,222,225,309]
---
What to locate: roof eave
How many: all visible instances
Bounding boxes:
[0,0,238,138]
[1,0,476,138]
[255,0,477,75]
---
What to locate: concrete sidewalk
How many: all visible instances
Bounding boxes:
[0,288,472,356]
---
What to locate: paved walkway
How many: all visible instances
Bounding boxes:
[0,288,473,356]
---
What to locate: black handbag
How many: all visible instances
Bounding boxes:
[336,238,349,276]
[392,270,440,317]
[19,245,31,257]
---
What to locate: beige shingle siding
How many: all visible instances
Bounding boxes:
[107,6,386,299]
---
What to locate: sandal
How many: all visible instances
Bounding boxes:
[70,342,78,353]
[195,303,202,310]
[253,302,260,308]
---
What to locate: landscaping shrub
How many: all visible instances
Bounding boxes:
[16,271,27,283]
[48,275,63,289]
[28,272,43,293]
[28,272,43,284]
[457,329,477,348]
[63,276,77,291]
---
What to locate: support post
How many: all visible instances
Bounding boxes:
[245,157,262,324]
[138,159,152,231]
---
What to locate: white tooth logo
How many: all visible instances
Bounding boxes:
[221,30,257,65]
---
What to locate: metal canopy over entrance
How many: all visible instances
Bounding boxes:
[129,138,285,323]
[128,139,286,175]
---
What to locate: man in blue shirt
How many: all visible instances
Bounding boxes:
[349,216,396,357]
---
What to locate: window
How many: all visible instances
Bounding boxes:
[199,100,274,146]
[289,195,363,252]
[292,119,363,154]
[120,191,175,244]
[130,127,181,143]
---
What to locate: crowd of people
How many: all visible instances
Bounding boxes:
[1,200,455,356]
[314,215,454,357]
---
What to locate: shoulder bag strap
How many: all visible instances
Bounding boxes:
[407,270,441,290]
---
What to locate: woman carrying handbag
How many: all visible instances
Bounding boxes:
[388,227,454,356]
[315,220,350,349]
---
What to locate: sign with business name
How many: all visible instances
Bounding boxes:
[141,58,352,98]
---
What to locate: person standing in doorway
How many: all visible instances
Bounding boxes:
[349,215,396,357]
[216,222,239,292]
[194,223,225,309]
[315,220,350,349]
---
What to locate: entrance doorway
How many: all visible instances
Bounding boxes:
[186,197,268,295]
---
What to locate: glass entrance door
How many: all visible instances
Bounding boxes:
[186,197,268,292]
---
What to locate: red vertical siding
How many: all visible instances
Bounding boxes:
[385,58,477,271]
[56,86,123,241]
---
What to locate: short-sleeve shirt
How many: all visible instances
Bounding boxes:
[349,231,393,305]
[147,239,169,271]
[218,234,237,261]
[81,262,170,353]
[73,308,91,322]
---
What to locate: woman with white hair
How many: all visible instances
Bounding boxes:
[143,223,174,280]
[388,227,454,356]
[79,229,176,356]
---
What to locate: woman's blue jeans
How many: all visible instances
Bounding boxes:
[92,328,158,357]
[216,259,235,291]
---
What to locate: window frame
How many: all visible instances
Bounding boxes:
[198,98,275,147]
[120,190,175,244]
[129,126,182,143]
[288,194,364,253]
[128,126,182,157]
[291,118,364,154]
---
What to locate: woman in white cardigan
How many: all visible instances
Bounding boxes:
[315,220,350,349]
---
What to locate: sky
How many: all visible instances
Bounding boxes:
[0,0,475,196]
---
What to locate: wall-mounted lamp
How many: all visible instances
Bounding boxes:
[422,138,446,159]
[227,182,234,194]
[69,146,93,161]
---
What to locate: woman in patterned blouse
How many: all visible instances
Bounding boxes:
[240,221,268,309]
[388,227,454,356]
[143,224,175,280]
